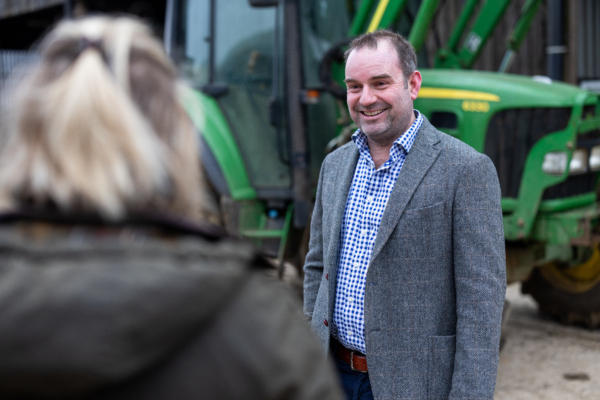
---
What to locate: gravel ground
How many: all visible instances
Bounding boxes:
[494,283,600,400]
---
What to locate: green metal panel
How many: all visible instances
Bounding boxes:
[505,92,600,240]
[501,198,519,212]
[180,87,257,200]
[580,116,600,133]
[498,0,544,72]
[435,0,513,69]
[350,0,378,36]
[537,192,596,213]
[530,204,600,245]
[506,0,544,52]
[407,0,440,53]
[446,0,479,52]
[240,203,294,262]
[504,123,577,240]
[376,0,408,31]
[364,0,409,33]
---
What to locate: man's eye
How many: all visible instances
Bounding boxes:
[375,81,388,87]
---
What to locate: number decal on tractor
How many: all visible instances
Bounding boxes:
[462,100,490,113]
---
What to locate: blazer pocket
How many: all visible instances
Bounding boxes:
[404,200,446,216]
[428,335,456,399]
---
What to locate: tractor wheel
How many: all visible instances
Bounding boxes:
[522,247,600,328]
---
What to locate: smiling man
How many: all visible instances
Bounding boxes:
[303,30,507,400]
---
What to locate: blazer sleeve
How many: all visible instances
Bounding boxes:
[449,152,506,400]
[303,159,327,321]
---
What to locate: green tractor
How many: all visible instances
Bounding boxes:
[165,0,600,326]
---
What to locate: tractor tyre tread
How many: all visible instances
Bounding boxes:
[522,268,600,328]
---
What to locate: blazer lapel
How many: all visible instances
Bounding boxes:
[326,144,359,269]
[370,120,442,263]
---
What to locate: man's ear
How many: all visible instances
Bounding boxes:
[409,71,422,101]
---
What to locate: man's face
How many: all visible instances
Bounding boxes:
[345,40,421,146]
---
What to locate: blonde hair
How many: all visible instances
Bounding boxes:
[0,16,211,221]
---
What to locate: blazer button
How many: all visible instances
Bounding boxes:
[326,273,329,280]
[323,319,329,327]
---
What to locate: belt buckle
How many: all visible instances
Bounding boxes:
[349,351,365,373]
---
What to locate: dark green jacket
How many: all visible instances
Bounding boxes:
[0,211,342,400]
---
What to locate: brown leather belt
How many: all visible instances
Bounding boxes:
[333,338,368,373]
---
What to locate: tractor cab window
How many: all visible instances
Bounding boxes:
[214,2,275,86]
[172,0,275,89]
[172,0,289,192]
[172,0,211,86]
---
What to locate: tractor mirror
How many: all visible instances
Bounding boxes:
[248,0,278,7]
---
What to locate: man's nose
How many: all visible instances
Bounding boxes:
[359,86,377,106]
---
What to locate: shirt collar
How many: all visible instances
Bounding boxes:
[351,110,423,164]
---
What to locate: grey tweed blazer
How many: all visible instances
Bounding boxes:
[303,117,506,400]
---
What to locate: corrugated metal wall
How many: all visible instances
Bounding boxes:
[423,0,548,76]
[423,0,599,83]
[577,0,600,80]
[0,50,40,108]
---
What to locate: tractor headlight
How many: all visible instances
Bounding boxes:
[569,149,588,174]
[542,152,567,175]
[543,149,589,175]
[590,145,600,171]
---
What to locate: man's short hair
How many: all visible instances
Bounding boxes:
[344,29,417,84]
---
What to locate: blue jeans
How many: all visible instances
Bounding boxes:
[333,353,374,400]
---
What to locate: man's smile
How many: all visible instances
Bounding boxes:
[361,109,385,116]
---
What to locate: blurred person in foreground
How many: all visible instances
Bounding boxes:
[0,16,342,400]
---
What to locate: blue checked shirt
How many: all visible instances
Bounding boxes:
[333,111,423,354]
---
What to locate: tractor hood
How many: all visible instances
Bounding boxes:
[418,69,598,109]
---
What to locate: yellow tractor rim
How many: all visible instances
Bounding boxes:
[540,246,600,294]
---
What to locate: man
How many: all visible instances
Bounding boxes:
[303,29,506,400]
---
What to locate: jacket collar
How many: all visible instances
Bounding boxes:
[328,116,442,266]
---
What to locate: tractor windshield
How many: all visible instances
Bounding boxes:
[172,0,276,89]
